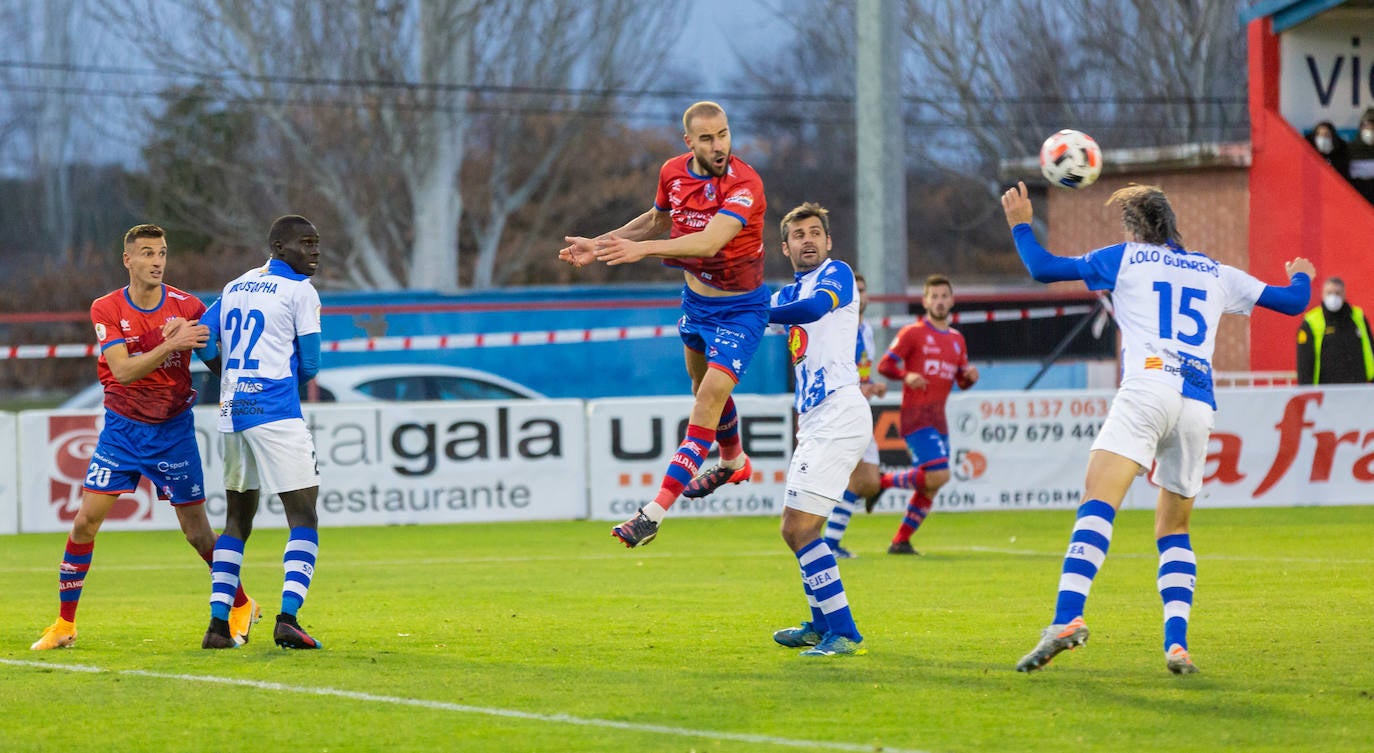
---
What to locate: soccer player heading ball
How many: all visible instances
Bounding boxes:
[1001,181,1313,674]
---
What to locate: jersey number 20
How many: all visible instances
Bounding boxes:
[1152,282,1207,346]
[224,308,266,370]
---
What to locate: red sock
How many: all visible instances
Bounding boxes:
[199,545,249,608]
[653,424,716,511]
[58,537,96,622]
[716,397,742,461]
[892,491,933,543]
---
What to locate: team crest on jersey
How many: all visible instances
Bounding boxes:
[787,326,809,365]
[703,183,716,202]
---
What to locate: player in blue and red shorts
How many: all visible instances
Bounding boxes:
[875,275,979,555]
[560,101,768,547]
[31,224,260,651]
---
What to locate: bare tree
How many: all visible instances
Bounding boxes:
[105,0,676,291]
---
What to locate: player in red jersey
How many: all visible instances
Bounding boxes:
[875,275,979,555]
[560,101,769,547]
[31,224,260,650]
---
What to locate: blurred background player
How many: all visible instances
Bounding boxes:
[821,273,886,559]
[198,215,324,650]
[559,101,768,547]
[31,224,259,651]
[1001,181,1313,675]
[766,203,871,656]
[874,275,978,555]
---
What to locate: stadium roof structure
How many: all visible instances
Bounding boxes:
[1240,0,1355,33]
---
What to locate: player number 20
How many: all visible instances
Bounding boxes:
[224,308,267,370]
[1151,281,1207,346]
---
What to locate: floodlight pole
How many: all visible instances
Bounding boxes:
[856,0,908,330]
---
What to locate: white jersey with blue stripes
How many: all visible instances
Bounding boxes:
[211,259,322,431]
[1075,242,1266,407]
[771,258,860,414]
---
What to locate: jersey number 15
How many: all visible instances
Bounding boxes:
[1152,282,1207,346]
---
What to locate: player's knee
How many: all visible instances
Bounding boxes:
[925,468,951,491]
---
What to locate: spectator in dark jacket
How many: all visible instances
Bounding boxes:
[1297,277,1373,384]
[1346,109,1374,203]
[1308,121,1351,179]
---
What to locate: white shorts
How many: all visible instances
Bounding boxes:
[1091,379,1214,498]
[785,385,873,516]
[223,418,320,495]
[860,437,880,466]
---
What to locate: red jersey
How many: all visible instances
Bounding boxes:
[653,153,766,291]
[878,318,970,435]
[90,285,206,423]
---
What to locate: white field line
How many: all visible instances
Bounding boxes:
[0,545,1364,575]
[0,658,934,753]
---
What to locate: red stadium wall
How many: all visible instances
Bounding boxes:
[1247,17,1374,372]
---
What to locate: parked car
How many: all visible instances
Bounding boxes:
[60,363,542,409]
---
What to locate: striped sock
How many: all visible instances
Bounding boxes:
[892,491,932,544]
[823,490,861,549]
[716,397,742,461]
[883,467,925,491]
[801,573,829,634]
[58,537,95,623]
[1157,533,1197,652]
[797,539,860,641]
[199,545,249,609]
[281,527,319,617]
[650,424,715,512]
[209,535,245,622]
[1052,499,1116,625]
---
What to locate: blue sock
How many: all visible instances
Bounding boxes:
[797,539,860,641]
[1052,499,1116,625]
[823,490,861,549]
[210,535,244,622]
[1157,533,1197,652]
[281,527,319,617]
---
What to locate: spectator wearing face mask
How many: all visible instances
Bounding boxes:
[1346,108,1374,203]
[1297,276,1373,384]
[1308,121,1351,179]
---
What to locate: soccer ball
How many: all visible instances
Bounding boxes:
[1039,129,1102,189]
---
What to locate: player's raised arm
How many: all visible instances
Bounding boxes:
[1002,182,1084,284]
[595,210,742,266]
[1255,257,1315,315]
[560,207,673,267]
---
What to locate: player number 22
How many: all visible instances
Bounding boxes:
[224,308,266,370]
[1151,282,1207,346]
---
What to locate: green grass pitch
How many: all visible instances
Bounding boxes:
[1,506,1371,752]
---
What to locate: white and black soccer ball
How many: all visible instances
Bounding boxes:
[1039,129,1102,189]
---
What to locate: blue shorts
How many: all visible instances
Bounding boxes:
[678,285,769,382]
[83,409,206,505]
[903,428,950,471]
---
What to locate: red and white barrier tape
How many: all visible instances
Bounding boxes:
[0,305,1094,361]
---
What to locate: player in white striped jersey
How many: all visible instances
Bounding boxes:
[767,203,872,657]
[198,215,325,650]
[1001,182,1313,674]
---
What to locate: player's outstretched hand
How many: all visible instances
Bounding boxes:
[1001,181,1034,228]
[1285,257,1316,279]
[593,235,648,266]
[559,237,597,268]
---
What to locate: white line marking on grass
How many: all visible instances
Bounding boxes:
[0,659,934,753]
